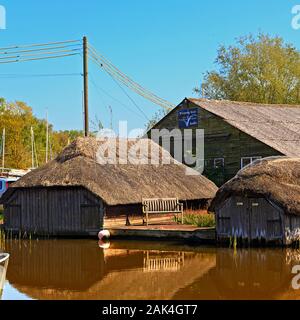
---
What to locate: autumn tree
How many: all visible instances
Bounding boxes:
[0,98,83,169]
[196,33,300,104]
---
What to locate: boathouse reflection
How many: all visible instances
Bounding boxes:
[3,240,216,300]
[3,240,300,300]
[173,248,299,300]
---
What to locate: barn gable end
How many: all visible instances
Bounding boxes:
[149,98,300,185]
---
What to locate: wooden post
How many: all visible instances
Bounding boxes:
[181,207,184,225]
[83,36,89,137]
[146,211,148,226]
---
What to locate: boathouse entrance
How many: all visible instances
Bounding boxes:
[216,196,284,243]
[3,187,104,236]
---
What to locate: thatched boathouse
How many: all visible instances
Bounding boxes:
[210,157,300,245]
[0,137,217,236]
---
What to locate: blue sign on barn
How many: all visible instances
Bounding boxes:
[178,108,198,128]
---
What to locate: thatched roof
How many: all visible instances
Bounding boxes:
[210,157,300,215]
[3,137,217,206]
[189,99,300,157]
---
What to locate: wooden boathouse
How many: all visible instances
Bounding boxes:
[149,98,300,186]
[209,157,300,245]
[0,137,217,236]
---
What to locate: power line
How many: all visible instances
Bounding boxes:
[90,72,149,121]
[88,45,175,110]
[0,48,81,60]
[108,72,150,121]
[0,73,81,78]
[89,52,172,111]
[0,39,81,51]
[0,52,80,64]
[88,44,175,110]
[90,54,168,113]
[0,44,82,56]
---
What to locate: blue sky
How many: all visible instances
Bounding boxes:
[0,0,299,132]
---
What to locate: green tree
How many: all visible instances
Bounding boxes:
[145,109,169,131]
[196,33,300,104]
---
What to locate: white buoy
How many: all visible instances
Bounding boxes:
[98,229,110,241]
[98,240,110,249]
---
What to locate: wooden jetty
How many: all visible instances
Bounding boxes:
[107,224,216,244]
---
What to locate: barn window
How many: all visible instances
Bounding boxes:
[204,159,213,168]
[241,156,262,168]
[204,158,224,169]
[214,158,225,169]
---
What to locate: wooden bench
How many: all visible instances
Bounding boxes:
[142,198,184,226]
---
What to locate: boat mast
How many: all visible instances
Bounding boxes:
[1,128,5,170]
[109,106,113,130]
[46,109,49,163]
[31,126,34,169]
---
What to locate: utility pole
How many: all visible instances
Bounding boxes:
[83,36,89,137]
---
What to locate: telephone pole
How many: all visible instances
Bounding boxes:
[83,36,89,137]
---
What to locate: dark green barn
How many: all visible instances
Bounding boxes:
[149,98,300,185]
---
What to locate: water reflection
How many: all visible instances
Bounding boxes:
[173,249,300,300]
[1,240,300,300]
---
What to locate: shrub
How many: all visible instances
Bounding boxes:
[0,206,3,224]
[177,213,215,228]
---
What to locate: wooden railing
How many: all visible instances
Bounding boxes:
[143,252,185,272]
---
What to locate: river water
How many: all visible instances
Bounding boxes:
[1,239,300,300]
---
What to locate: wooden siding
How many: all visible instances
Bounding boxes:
[151,99,282,185]
[4,187,104,236]
[216,196,285,243]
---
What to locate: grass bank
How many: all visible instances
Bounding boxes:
[0,206,3,224]
[177,211,216,228]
